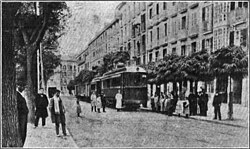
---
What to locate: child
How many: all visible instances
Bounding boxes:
[76,100,81,117]
[96,94,102,113]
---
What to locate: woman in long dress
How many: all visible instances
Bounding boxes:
[115,90,122,112]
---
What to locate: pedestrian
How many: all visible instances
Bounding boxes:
[100,91,106,112]
[160,92,165,113]
[188,90,197,116]
[151,93,156,111]
[90,91,97,112]
[183,96,190,118]
[153,92,159,112]
[34,88,49,128]
[212,91,222,120]
[164,92,172,116]
[115,89,122,112]
[96,94,102,113]
[200,88,209,116]
[49,90,67,137]
[16,85,29,146]
[76,100,81,117]
[197,91,203,115]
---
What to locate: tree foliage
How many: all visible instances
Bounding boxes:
[75,69,95,84]
[96,51,130,76]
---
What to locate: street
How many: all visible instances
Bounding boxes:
[62,96,248,147]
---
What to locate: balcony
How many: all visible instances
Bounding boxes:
[178,2,188,13]
[189,24,199,38]
[202,21,213,34]
[229,7,248,26]
[189,2,199,9]
[169,33,178,43]
[178,29,188,40]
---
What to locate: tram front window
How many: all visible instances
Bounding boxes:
[126,73,147,86]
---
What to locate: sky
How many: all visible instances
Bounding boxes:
[58,1,121,59]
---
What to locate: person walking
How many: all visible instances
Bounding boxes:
[100,91,106,112]
[183,96,190,118]
[49,90,67,137]
[200,88,209,116]
[76,100,81,117]
[96,94,102,113]
[153,92,159,112]
[151,93,156,111]
[188,90,197,116]
[34,88,49,128]
[16,85,29,146]
[115,90,122,112]
[90,91,97,112]
[160,92,165,113]
[213,91,222,120]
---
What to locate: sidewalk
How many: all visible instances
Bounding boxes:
[143,99,249,128]
[189,100,249,128]
[24,114,78,148]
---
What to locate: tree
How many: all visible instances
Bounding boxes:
[67,80,76,94]
[2,2,23,147]
[210,46,248,120]
[96,51,130,76]
[13,2,69,123]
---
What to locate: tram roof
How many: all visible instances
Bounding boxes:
[103,66,146,76]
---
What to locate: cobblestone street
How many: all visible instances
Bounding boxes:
[63,96,248,148]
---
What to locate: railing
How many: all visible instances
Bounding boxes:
[178,2,188,13]
[178,29,188,40]
[229,7,248,25]
[189,24,199,37]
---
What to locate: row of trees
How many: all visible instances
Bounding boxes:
[2,2,70,146]
[149,46,248,120]
[69,51,130,91]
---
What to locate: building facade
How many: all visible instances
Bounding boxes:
[75,1,248,105]
[47,58,77,96]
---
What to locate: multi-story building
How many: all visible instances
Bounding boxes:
[75,1,248,106]
[47,57,77,96]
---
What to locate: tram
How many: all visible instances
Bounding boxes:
[90,66,148,109]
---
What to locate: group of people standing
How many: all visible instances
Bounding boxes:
[89,89,123,113]
[90,91,107,113]
[151,87,210,118]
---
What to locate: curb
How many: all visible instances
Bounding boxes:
[140,108,247,128]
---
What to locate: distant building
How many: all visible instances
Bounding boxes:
[47,57,77,96]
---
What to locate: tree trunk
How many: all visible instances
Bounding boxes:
[2,6,23,146]
[26,47,36,123]
[228,76,233,120]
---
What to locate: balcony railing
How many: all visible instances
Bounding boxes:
[178,2,188,13]
[229,7,248,25]
[169,33,178,43]
[178,29,188,40]
[189,24,199,37]
[189,2,199,9]
[202,21,212,33]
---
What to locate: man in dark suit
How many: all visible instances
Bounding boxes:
[100,91,106,112]
[34,88,49,128]
[213,91,222,120]
[16,85,29,146]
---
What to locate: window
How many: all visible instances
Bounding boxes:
[191,42,196,53]
[63,65,66,70]
[164,23,167,36]
[69,65,72,71]
[93,52,95,57]
[181,16,186,29]
[172,2,175,6]
[111,77,121,87]
[150,30,153,42]
[149,8,153,19]
[157,27,160,40]
[163,49,167,57]
[243,2,248,8]
[163,2,167,10]
[155,51,159,61]
[238,2,243,8]
[149,53,153,62]
[202,39,205,50]
[172,48,176,54]
[202,7,206,21]
[143,55,146,64]
[230,2,235,10]
[156,3,159,15]
[181,45,186,56]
